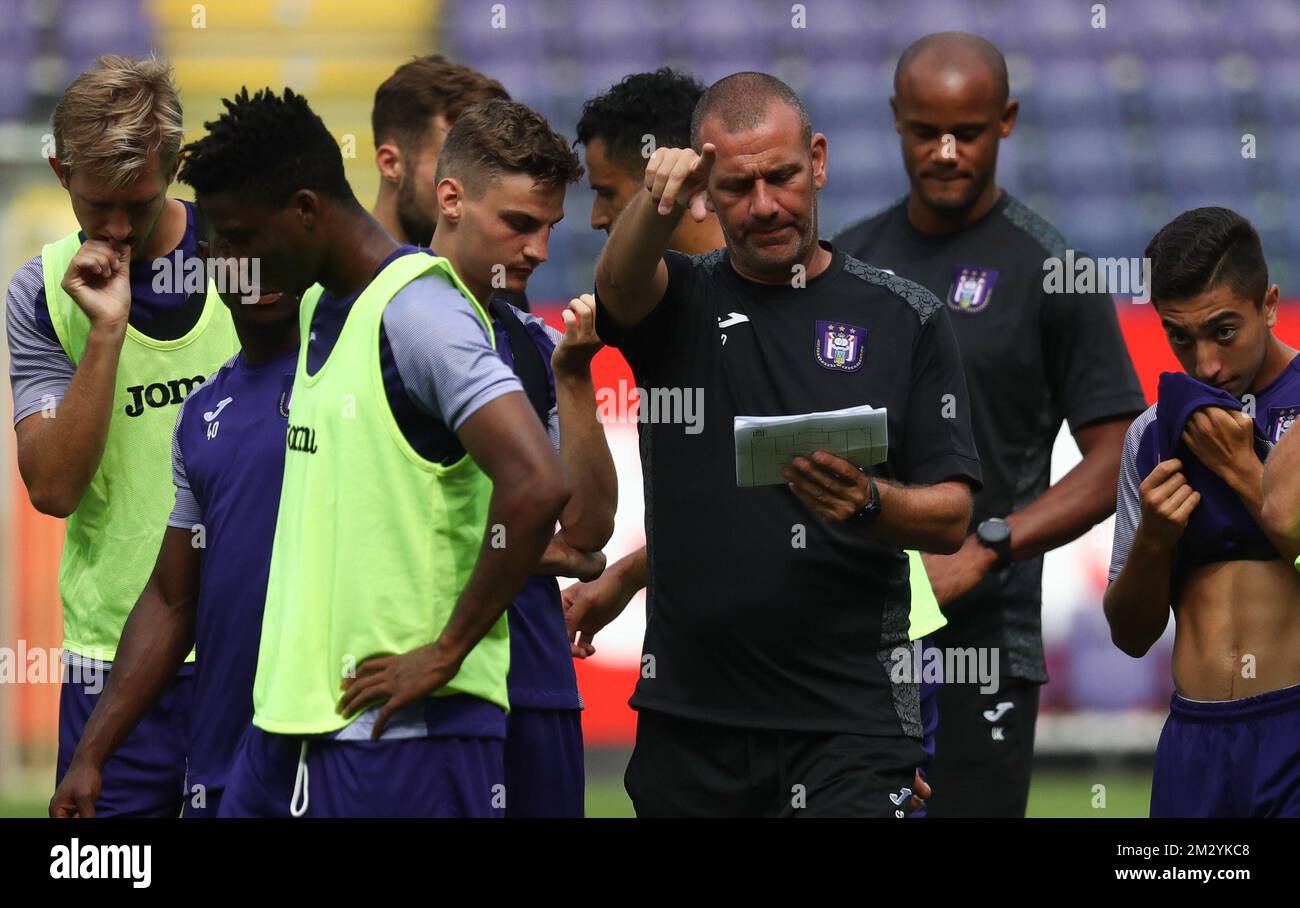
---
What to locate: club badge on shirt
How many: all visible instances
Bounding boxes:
[814,321,865,372]
[947,265,999,314]
[1267,405,1299,443]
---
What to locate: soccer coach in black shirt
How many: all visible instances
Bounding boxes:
[594,71,982,818]
[835,33,1147,817]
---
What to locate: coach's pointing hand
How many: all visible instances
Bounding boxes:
[645,143,716,220]
[338,645,459,740]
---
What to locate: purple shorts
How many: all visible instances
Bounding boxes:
[504,707,584,817]
[218,726,505,818]
[1151,681,1300,817]
[56,661,192,817]
[181,787,224,817]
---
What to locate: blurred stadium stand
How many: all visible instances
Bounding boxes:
[2,0,1299,795]
[439,0,1300,298]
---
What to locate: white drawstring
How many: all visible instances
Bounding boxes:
[290,739,310,817]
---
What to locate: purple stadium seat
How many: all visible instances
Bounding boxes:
[0,13,33,121]
[1158,127,1250,197]
[1144,59,1231,125]
[1029,58,1123,126]
[1065,607,1167,711]
[1044,128,1136,196]
[439,0,1299,319]
[60,0,154,76]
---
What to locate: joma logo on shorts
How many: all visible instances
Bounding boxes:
[286,423,318,454]
[124,375,205,417]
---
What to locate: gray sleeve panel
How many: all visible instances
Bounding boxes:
[1108,404,1158,581]
[382,273,524,432]
[513,305,563,455]
[6,255,74,425]
[167,396,204,530]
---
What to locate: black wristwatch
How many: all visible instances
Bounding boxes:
[850,474,882,526]
[976,517,1012,569]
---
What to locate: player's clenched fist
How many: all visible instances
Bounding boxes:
[61,239,132,331]
[1181,407,1257,491]
[49,758,101,818]
[552,293,602,378]
[645,143,717,220]
[1137,458,1201,548]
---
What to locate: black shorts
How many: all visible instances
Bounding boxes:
[926,676,1041,817]
[624,709,921,818]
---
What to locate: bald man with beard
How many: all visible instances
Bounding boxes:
[835,32,1146,817]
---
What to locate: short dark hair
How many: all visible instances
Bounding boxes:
[690,72,811,149]
[435,99,583,197]
[372,54,510,153]
[1145,207,1269,307]
[179,86,353,206]
[576,68,706,174]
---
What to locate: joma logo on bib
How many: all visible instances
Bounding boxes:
[124,375,205,417]
[286,423,318,454]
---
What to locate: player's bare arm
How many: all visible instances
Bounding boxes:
[531,294,617,581]
[338,391,570,737]
[549,293,618,552]
[924,418,1130,607]
[1262,413,1300,551]
[1103,458,1194,657]
[16,240,134,517]
[49,526,200,817]
[564,545,648,658]
[993,418,1129,560]
[594,144,715,328]
[537,535,607,581]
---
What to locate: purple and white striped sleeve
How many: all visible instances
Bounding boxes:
[6,255,75,425]
[516,307,565,455]
[382,274,523,431]
[1108,404,1158,581]
[167,399,203,530]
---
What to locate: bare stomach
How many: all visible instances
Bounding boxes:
[1174,558,1300,700]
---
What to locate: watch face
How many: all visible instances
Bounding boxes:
[980,519,1010,544]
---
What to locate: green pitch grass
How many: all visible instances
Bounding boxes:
[0,765,1153,818]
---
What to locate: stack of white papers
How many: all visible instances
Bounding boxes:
[734,404,888,487]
